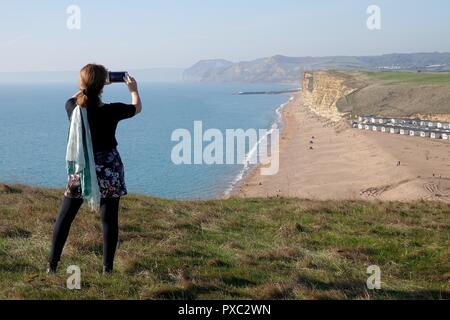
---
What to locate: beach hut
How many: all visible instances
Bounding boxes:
[370,117,376,124]
[442,133,449,140]
[443,123,450,130]
[390,119,397,124]
[372,125,378,131]
[389,127,400,134]
[420,121,426,126]
[437,122,443,129]
[362,116,371,124]
[428,122,435,128]
[430,132,441,139]
[365,125,370,131]
[400,129,406,135]
[409,130,416,137]
[381,126,387,133]
[420,131,430,138]
[358,124,364,130]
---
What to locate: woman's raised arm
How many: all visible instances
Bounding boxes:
[125,75,142,115]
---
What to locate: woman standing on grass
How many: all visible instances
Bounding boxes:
[48,64,142,274]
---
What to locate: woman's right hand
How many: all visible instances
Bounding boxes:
[125,74,138,93]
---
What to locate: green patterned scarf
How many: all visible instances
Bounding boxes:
[66,106,101,211]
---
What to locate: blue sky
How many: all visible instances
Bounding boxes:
[1,0,449,71]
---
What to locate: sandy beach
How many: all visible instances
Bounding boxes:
[231,93,450,202]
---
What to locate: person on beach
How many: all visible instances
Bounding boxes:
[47,64,142,274]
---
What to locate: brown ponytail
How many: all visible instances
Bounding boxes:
[76,64,108,108]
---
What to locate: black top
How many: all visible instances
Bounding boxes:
[65,98,136,152]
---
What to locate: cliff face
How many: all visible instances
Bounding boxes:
[300,71,450,121]
[301,71,360,122]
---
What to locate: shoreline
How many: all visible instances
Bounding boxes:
[225,94,298,199]
[230,92,450,202]
[222,95,295,198]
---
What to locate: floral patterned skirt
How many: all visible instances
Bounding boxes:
[64,148,128,199]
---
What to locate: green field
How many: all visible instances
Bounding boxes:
[365,71,450,84]
[0,184,449,300]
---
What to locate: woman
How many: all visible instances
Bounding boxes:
[48,64,142,274]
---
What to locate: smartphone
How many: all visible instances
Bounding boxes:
[108,71,128,83]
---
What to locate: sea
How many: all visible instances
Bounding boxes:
[0,82,294,199]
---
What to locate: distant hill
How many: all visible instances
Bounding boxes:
[182,59,234,82]
[183,52,450,83]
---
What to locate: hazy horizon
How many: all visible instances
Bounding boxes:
[0,51,449,75]
[1,1,450,72]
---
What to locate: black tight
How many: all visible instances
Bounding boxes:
[100,198,119,269]
[48,197,120,270]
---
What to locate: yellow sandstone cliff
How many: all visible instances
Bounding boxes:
[301,71,359,122]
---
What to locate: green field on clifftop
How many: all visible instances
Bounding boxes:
[365,71,450,84]
[0,184,449,300]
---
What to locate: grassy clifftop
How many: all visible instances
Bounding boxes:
[336,71,450,118]
[364,71,450,84]
[0,183,449,300]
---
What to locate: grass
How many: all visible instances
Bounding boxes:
[0,183,449,300]
[364,71,450,84]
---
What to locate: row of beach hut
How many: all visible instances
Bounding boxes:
[358,116,450,130]
[353,123,450,140]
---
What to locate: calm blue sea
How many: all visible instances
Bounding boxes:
[0,82,293,199]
